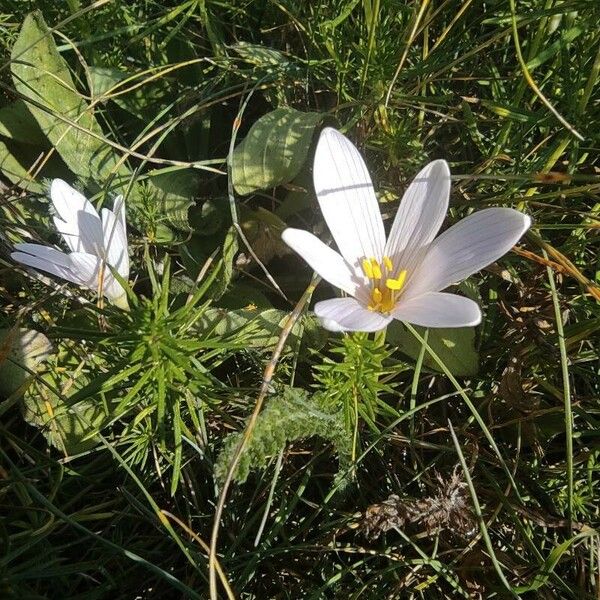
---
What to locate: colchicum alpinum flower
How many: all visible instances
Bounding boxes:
[282,128,531,332]
[12,180,130,309]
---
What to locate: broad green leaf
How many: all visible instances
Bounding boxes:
[0,138,43,192]
[208,225,237,299]
[239,206,288,266]
[0,328,52,397]
[219,282,271,310]
[145,169,199,235]
[195,307,324,352]
[21,349,109,454]
[22,377,108,455]
[88,65,127,98]
[11,11,130,190]
[88,66,173,122]
[232,107,326,195]
[232,42,290,68]
[189,197,230,236]
[10,13,196,236]
[0,100,47,145]
[0,137,68,192]
[387,322,479,376]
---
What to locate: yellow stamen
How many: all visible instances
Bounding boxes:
[385,269,407,291]
[362,258,374,279]
[372,288,382,303]
[383,255,393,271]
[370,258,382,279]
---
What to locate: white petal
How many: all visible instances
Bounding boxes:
[13,243,72,268]
[66,252,101,287]
[51,179,103,254]
[281,228,366,300]
[69,252,125,301]
[113,195,127,239]
[384,160,450,276]
[313,128,385,270]
[319,318,348,332]
[12,250,80,285]
[314,297,392,332]
[392,292,481,328]
[404,208,531,298]
[101,207,129,277]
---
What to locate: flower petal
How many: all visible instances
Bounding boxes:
[101,207,129,277]
[313,128,385,270]
[13,243,72,268]
[404,208,531,298]
[12,248,80,284]
[51,179,103,254]
[384,160,450,276]
[69,252,125,301]
[314,297,392,332]
[281,228,365,300]
[392,292,481,328]
[114,195,127,239]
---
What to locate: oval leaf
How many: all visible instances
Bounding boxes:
[11,11,129,189]
[387,322,479,376]
[232,107,325,195]
[0,328,52,397]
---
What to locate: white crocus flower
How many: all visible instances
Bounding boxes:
[282,128,531,332]
[12,179,130,310]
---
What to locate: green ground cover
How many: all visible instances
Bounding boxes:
[1,1,599,597]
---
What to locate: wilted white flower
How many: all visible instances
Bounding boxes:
[12,180,130,309]
[282,128,531,332]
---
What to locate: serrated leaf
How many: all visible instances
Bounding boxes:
[0,328,52,397]
[215,386,351,486]
[232,107,325,195]
[11,11,130,190]
[387,322,479,376]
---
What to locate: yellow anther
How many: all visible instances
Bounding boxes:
[370,258,382,279]
[372,288,383,303]
[385,269,407,291]
[362,258,374,279]
[383,256,393,271]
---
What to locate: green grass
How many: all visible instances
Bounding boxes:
[1,1,600,598]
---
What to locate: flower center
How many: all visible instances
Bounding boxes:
[361,256,407,314]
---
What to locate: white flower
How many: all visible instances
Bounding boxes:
[12,179,130,310]
[282,128,531,332]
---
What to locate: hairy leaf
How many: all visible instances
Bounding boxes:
[215,386,351,487]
